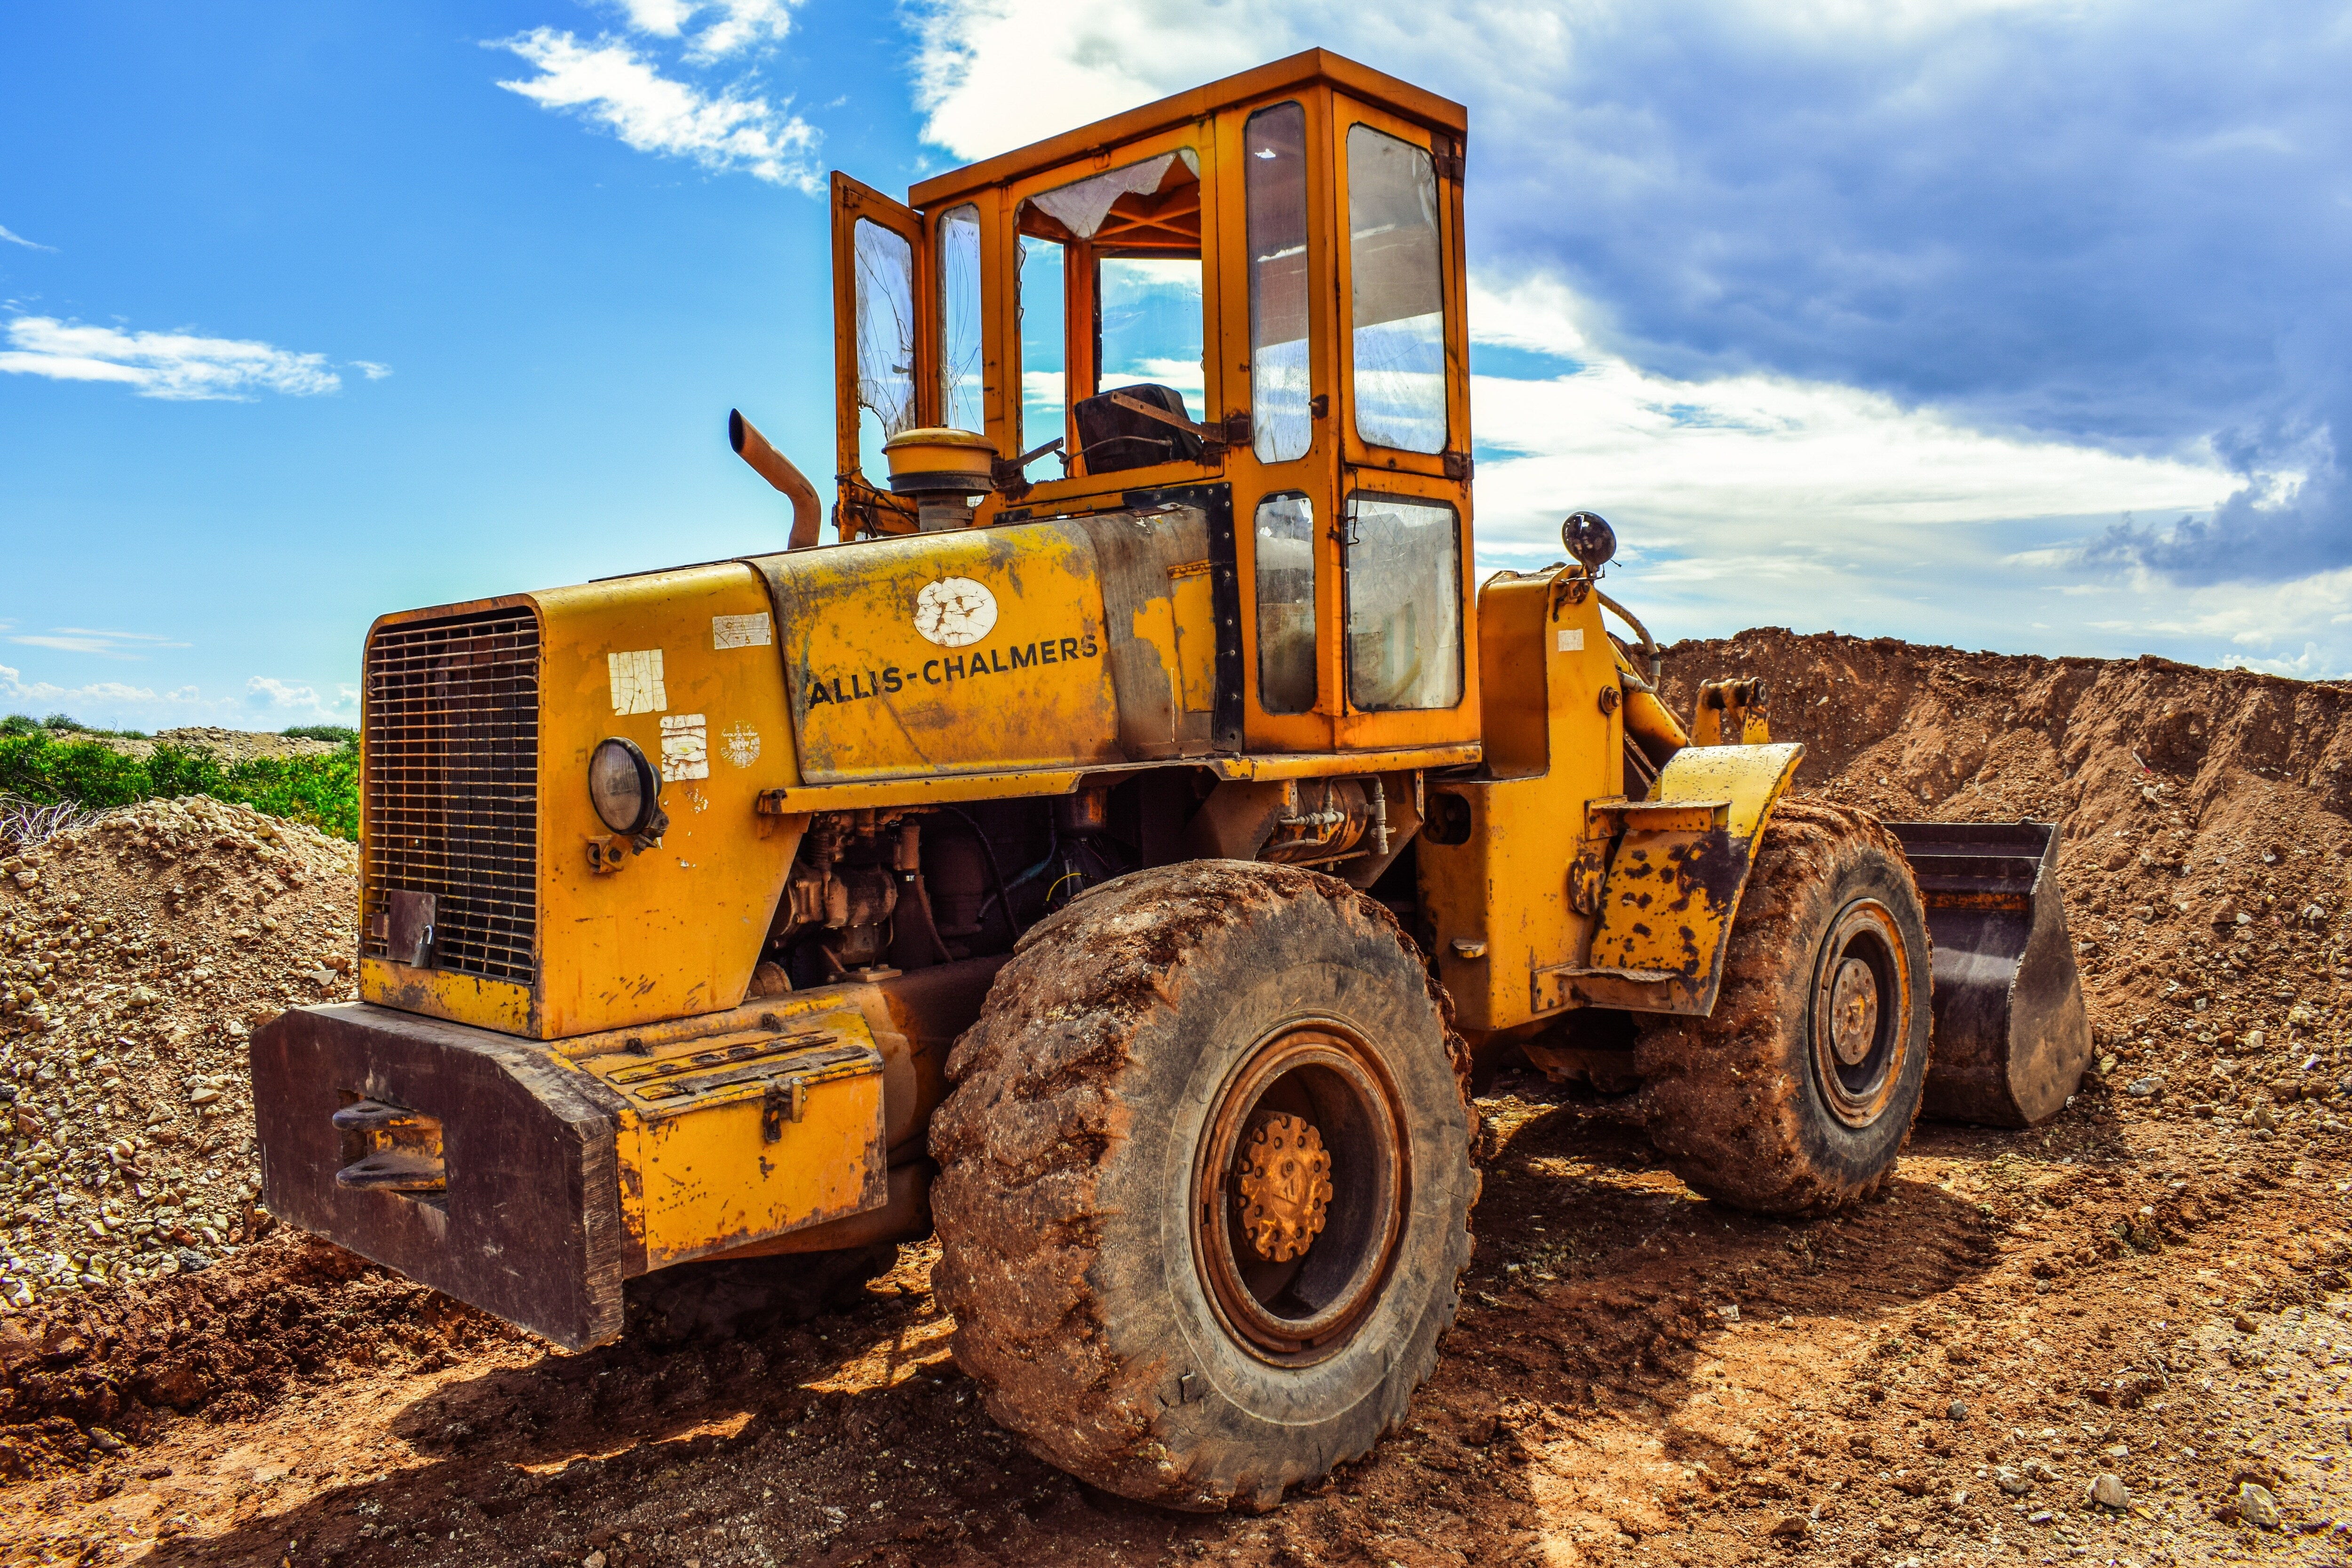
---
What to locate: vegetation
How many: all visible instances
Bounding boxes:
[281,724,359,744]
[0,724,359,840]
[0,711,147,740]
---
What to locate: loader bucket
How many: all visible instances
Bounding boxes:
[1887,820,2091,1128]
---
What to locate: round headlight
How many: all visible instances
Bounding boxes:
[589,738,659,836]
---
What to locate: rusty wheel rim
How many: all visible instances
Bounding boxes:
[1192,1022,1407,1366]
[1808,898,1912,1128]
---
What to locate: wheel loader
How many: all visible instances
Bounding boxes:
[252,49,2090,1511]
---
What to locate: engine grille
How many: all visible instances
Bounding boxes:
[362,608,541,984]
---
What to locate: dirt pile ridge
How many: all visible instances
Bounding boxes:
[1,635,2351,1568]
[1,793,360,1312]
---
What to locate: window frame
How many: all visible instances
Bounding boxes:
[1340,486,1466,716]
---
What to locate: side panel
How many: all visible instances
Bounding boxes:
[1416,576,1617,1033]
[752,520,1124,781]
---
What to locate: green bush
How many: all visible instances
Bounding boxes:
[281,724,359,744]
[0,731,360,840]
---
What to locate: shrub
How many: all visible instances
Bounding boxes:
[281,724,360,744]
[0,731,359,840]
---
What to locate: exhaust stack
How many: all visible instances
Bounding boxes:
[729,408,824,549]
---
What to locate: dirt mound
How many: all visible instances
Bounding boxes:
[3,629,2352,1565]
[1659,628,2352,1132]
[0,794,360,1313]
[87,729,344,765]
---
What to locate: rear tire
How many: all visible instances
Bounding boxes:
[929,861,1477,1511]
[1634,798,1931,1214]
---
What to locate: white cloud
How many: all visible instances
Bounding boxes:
[494,28,820,191]
[611,0,798,58]
[5,627,191,658]
[0,315,342,400]
[0,662,357,730]
[0,224,54,252]
[350,359,393,380]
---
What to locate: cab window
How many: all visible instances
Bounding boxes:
[1346,125,1446,454]
[852,217,917,478]
[1345,493,1461,710]
[1246,102,1311,462]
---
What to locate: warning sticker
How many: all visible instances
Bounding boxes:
[713,612,772,650]
[721,722,761,769]
[608,649,667,715]
[1557,629,1585,653]
[660,713,708,782]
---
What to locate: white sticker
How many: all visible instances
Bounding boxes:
[721,722,761,769]
[712,612,772,650]
[914,577,999,648]
[608,649,667,714]
[1557,629,1585,652]
[659,713,708,781]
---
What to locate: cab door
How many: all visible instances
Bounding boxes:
[831,174,933,494]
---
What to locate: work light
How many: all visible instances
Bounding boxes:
[588,737,660,836]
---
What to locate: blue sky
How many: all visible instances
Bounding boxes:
[3,1,2347,731]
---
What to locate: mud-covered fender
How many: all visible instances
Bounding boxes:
[1554,740,1805,1017]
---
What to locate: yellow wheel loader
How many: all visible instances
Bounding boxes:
[253,50,2090,1511]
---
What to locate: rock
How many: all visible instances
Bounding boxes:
[583,1555,608,1568]
[1947,1400,1969,1422]
[2088,1473,2130,1510]
[1768,1516,1808,1538]
[2027,1509,2054,1525]
[2237,1481,2280,1529]
[2248,1029,2268,1051]
[1996,1466,2031,1496]
[2125,1076,2163,1098]
[174,1246,212,1272]
[2022,1459,2058,1483]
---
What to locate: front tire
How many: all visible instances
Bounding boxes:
[929,862,1477,1511]
[1634,798,1931,1214]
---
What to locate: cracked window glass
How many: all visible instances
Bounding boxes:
[854,217,916,479]
[1347,125,1446,455]
[938,204,984,433]
[1346,493,1461,711]
[1247,102,1311,463]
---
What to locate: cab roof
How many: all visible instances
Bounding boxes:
[906,48,1468,211]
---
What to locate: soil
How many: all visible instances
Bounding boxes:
[3,636,2351,1567]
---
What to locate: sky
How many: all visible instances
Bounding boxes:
[3,0,2348,732]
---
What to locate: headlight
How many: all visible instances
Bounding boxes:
[588,738,660,836]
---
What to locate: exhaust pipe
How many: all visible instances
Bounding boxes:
[729,408,824,550]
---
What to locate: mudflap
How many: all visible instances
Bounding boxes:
[251,1002,629,1350]
[1888,821,2092,1128]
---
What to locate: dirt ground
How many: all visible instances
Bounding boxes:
[5,630,2352,1567]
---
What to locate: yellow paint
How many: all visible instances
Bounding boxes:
[1584,741,1804,991]
[359,563,804,1041]
[1415,574,1618,1033]
[1168,561,1217,713]
[754,519,1124,782]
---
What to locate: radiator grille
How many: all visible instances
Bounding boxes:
[363,608,540,984]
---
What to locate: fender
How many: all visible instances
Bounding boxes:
[1534,740,1806,1016]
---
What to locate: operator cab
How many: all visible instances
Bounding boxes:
[826,48,1476,758]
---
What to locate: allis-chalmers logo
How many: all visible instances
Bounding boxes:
[799,574,1100,710]
[913,577,997,647]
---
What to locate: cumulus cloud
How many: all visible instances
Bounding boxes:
[0,662,357,731]
[0,315,343,400]
[494,27,820,191]
[912,0,2352,584]
[0,224,54,252]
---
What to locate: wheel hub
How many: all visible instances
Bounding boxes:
[1192,1024,1406,1366]
[1808,898,1913,1128]
[1827,956,1879,1066]
[1235,1114,1334,1261]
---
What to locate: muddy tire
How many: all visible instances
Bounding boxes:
[929,861,1477,1511]
[1633,798,1931,1215]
